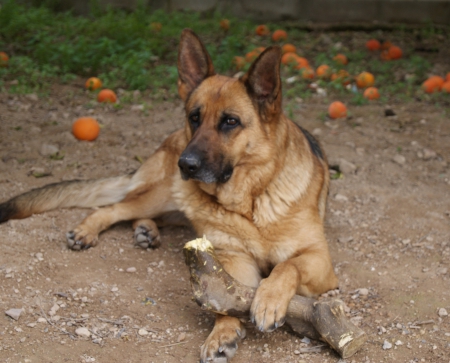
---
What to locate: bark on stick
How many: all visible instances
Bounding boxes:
[183,236,367,359]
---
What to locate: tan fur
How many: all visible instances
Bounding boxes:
[0,29,338,362]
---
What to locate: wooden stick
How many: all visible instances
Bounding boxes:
[183,236,367,359]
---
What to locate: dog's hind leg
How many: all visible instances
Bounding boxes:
[66,179,177,250]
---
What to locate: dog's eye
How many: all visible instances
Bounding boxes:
[189,112,201,130]
[220,116,240,131]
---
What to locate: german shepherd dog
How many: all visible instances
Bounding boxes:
[0,29,338,362]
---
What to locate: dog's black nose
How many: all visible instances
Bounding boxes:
[178,153,201,177]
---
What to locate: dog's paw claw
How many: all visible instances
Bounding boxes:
[200,320,244,363]
[134,226,160,249]
[66,230,96,250]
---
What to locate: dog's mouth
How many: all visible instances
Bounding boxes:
[178,154,233,184]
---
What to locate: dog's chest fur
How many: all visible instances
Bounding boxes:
[172,125,317,270]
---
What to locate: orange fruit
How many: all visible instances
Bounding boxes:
[316,64,331,79]
[333,54,348,65]
[232,56,246,70]
[0,51,9,67]
[220,19,230,31]
[363,87,380,100]
[356,72,375,88]
[97,89,117,103]
[281,44,296,54]
[255,25,270,36]
[422,76,444,93]
[441,81,450,93]
[366,39,381,51]
[72,117,100,141]
[85,77,102,91]
[245,48,265,63]
[381,40,392,50]
[272,29,288,42]
[301,66,315,80]
[331,70,351,85]
[150,22,162,32]
[294,56,309,70]
[388,46,402,60]
[446,72,450,82]
[281,52,298,65]
[245,50,259,63]
[328,101,347,119]
[380,50,391,61]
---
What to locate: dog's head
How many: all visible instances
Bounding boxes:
[177,29,283,185]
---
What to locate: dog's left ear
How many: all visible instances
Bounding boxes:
[241,47,282,121]
[177,29,215,101]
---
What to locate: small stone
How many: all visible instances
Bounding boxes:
[422,148,437,160]
[396,323,403,329]
[126,267,137,273]
[382,340,392,350]
[395,340,403,346]
[334,194,348,202]
[358,288,369,296]
[301,337,311,344]
[438,308,448,317]
[35,252,44,261]
[177,332,186,342]
[51,315,61,322]
[25,93,39,102]
[27,323,36,328]
[437,267,448,275]
[294,350,300,355]
[392,154,406,165]
[378,326,387,334]
[286,76,298,84]
[312,128,322,136]
[138,328,149,336]
[37,317,47,323]
[75,327,91,338]
[5,308,22,321]
[338,158,357,175]
[131,104,144,112]
[111,287,119,292]
[402,239,411,245]
[350,316,363,326]
[40,143,59,157]
[338,236,353,244]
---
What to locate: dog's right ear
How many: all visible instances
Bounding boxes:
[177,29,215,101]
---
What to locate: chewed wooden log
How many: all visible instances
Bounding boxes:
[183,236,367,359]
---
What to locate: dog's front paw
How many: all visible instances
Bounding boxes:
[200,316,245,363]
[133,225,160,249]
[250,278,293,333]
[66,228,98,250]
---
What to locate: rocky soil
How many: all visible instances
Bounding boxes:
[0,81,449,363]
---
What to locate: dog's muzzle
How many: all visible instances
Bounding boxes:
[178,151,233,184]
[178,153,202,180]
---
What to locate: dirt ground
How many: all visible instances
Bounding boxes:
[0,77,449,363]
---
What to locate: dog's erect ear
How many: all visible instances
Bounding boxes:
[241,47,282,120]
[177,29,215,101]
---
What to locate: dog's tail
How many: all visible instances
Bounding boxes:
[0,175,134,223]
